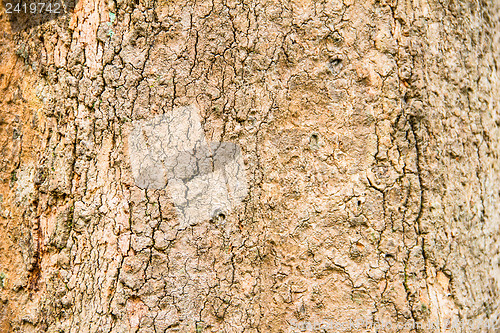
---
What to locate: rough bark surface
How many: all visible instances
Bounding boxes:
[1,0,500,332]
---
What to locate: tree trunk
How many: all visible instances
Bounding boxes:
[1,0,499,332]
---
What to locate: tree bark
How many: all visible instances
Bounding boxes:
[1,0,500,332]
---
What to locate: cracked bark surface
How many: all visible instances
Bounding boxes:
[0,0,500,332]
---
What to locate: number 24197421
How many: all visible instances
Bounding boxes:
[5,2,61,14]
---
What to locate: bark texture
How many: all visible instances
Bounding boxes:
[1,0,500,332]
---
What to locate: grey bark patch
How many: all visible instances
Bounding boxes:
[48,205,73,250]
